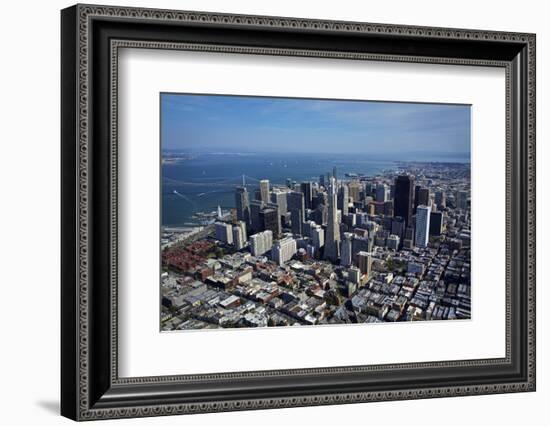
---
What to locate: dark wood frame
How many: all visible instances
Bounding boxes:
[61,4,536,421]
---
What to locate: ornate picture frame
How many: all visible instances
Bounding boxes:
[61,4,536,421]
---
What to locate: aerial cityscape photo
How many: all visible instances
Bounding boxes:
[160,93,471,331]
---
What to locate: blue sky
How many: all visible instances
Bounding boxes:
[161,93,470,158]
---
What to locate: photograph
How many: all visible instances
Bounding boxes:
[160,93,472,331]
[54,2,537,421]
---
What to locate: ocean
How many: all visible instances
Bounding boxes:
[161,152,468,227]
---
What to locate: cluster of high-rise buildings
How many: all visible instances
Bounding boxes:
[162,162,471,330]
[226,167,461,265]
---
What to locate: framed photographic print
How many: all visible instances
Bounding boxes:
[61,4,536,421]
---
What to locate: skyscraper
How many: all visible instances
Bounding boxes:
[249,230,273,256]
[287,191,305,236]
[376,183,389,202]
[394,175,415,227]
[415,205,431,248]
[300,182,313,210]
[235,186,250,227]
[348,266,361,285]
[415,187,430,211]
[272,237,297,266]
[232,225,245,249]
[312,225,324,250]
[260,179,270,204]
[340,232,353,266]
[429,211,443,236]
[324,177,340,262]
[315,191,327,208]
[270,189,288,215]
[249,200,263,233]
[386,234,400,250]
[435,190,446,209]
[384,200,394,216]
[348,181,362,202]
[456,190,469,210]
[312,204,327,226]
[215,222,233,245]
[356,251,372,279]
[337,184,349,216]
[260,205,280,238]
[391,216,406,243]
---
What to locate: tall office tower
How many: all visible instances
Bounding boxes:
[337,184,349,216]
[235,186,250,226]
[343,213,356,228]
[355,212,368,228]
[376,183,389,202]
[340,232,354,266]
[348,266,361,285]
[305,244,316,259]
[270,189,288,215]
[356,251,372,278]
[251,189,261,201]
[348,181,362,202]
[456,190,469,210]
[312,225,325,250]
[260,179,270,204]
[414,185,421,209]
[324,177,340,262]
[384,200,394,216]
[287,191,305,236]
[391,216,406,242]
[316,191,327,207]
[232,225,245,250]
[364,182,373,196]
[272,237,297,266]
[415,187,430,211]
[332,166,337,181]
[366,204,375,216]
[311,191,322,210]
[386,234,400,250]
[405,226,415,241]
[312,204,327,226]
[302,220,316,238]
[266,202,282,237]
[374,230,388,247]
[285,178,292,189]
[352,235,372,261]
[290,210,303,236]
[260,206,279,238]
[249,200,263,233]
[215,222,233,245]
[394,174,415,227]
[429,211,443,236]
[435,190,446,209]
[381,216,393,231]
[300,182,313,210]
[249,230,273,256]
[237,220,247,240]
[311,185,318,204]
[319,174,325,188]
[415,205,431,248]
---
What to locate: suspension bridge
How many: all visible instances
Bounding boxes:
[163,174,265,188]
